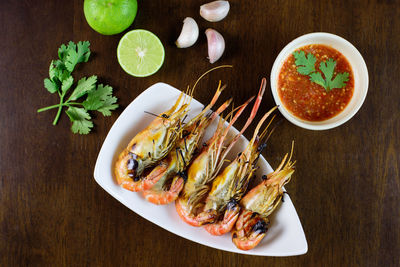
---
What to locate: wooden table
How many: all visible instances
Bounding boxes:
[1,0,399,266]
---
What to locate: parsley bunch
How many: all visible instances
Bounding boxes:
[293,51,349,92]
[37,41,118,134]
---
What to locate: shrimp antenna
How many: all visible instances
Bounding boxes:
[181,114,188,124]
[227,102,235,122]
[267,141,296,181]
[186,65,233,100]
[191,81,226,122]
[264,123,277,144]
[184,85,190,96]
[221,102,238,124]
[287,141,296,168]
[191,65,233,93]
[144,111,163,118]
[260,115,277,141]
[221,100,251,127]
[184,85,192,104]
[245,106,278,151]
[268,153,288,178]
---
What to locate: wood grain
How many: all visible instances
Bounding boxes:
[0,0,399,266]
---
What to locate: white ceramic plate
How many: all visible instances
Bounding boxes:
[94,82,307,256]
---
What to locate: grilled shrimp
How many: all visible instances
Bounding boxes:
[115,91,191,191]
[231,148,295,250]
[202,106,278,235]
[115,65,232,192]
[175,78,267,227]
[142,84,232,204]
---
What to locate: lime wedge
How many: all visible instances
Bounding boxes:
[117,29,165,77]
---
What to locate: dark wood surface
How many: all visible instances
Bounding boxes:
[1,0,399,266]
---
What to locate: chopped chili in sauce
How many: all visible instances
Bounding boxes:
[278,44,354,121]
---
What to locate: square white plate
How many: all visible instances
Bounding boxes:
[94,82,308,256]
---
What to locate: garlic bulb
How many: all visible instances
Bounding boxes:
[175,17,199,48]
[200,1,230,22]
[205,28,225,64]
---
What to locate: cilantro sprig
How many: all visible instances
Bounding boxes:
[293,51,349,92]
[37,41,118,134]
[293,51,316,75]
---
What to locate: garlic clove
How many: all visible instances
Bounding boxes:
[200,1,230,22]
[205,28,225,64]
[175,17,199,48]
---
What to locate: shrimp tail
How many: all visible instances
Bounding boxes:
[232,210,269,251]
[175,198,202,227]
[141,163,169,191]
[143,176,185,205]
[204,199,240,235]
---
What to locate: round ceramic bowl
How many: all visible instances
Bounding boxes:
[270,32,369,130]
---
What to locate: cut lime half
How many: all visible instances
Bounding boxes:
[117,29,165,77]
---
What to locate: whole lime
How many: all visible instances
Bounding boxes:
[84,0,138,35]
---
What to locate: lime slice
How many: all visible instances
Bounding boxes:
[117,30,165,77]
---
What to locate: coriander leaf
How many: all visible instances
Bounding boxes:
[77,41,91,63]
[67,41,77,52]
[309,72,326,89]
[58,70,70,82]
[319,59,336,82]
[329,72,349,91]
[51,59,69,83]
[68,75,97,101]
[97,97,118,116]
[44,78,58,93]
[49,61,57,81]
[53,59,66,71]
[58,44,68,61]
[66,106,93,134]
[293,51,316,75]
[319,59,349,91]
[65,41,91,72]
[65,50,78,72]
[61,76,74,92]
[83,84,119,115]
[82,84,112,110]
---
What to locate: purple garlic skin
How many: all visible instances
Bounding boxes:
[205,28,225,64]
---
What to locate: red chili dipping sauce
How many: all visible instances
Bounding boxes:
[278,44,354,121]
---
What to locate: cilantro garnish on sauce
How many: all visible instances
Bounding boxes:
[38,41,118,134]
[292,51,316,75]
[293,51,349,92]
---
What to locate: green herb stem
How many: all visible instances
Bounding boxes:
[64,100,83,105]
[37,104,63,113]
[37,102,82,113]
[52,93,65,125]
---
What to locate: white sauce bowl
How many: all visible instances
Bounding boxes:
[270,32,369,130]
